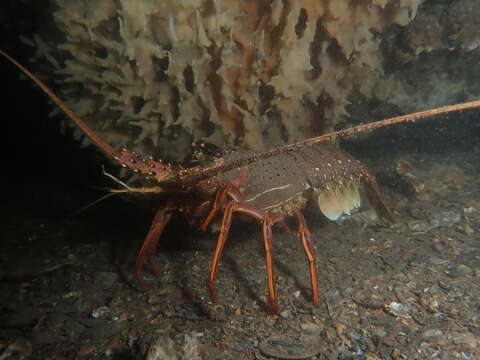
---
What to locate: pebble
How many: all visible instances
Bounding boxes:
[259,334,323,359]
[90,305,109,319]
[429,210,461,228]
[447,264,473,278]
[95,271,119,288]
[407,220,430,232]
[300,322,322,335]
[392,272,408,282]
[146,335,178,360]
[422,329,443,339]
[452,333,477,348]
[280,309,293,319]
[407,209,461,232]
[462,223,474,234]
[430,258,449,265]
[0,339,32,359]
[384,302,411,319]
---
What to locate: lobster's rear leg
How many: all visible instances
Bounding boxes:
[207,187,284,314]
[135,207,173,290]
[364,177,395,223]
[293,211,320,306]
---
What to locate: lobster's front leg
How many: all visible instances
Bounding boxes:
[207,187,249,303]
[199,187,230,231]
[207,187,284,314]
[135,206,173,290]
[200,186,292,234]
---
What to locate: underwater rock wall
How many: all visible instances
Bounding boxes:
[25,0,480,161]
[379,0,480,115]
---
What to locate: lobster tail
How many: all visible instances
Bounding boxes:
[295,144,394,224]
[316,181,362,221]
[363,176,395,223]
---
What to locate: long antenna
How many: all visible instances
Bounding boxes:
[0,49,118,158]
[268,100,480,154]
[187,99,480,183]
[3,48,479,186]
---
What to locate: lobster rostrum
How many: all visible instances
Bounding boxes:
[3,49,480,314]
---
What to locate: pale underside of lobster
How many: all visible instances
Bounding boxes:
[2,49,479,314]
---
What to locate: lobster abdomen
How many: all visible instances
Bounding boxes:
[217,144,393,222]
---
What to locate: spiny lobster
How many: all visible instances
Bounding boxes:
[2,49,480,314]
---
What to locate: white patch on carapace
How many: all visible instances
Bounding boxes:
[245,184,294,203]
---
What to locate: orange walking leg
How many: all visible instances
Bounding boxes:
[294,210,319,306]
[135,208,172,290]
